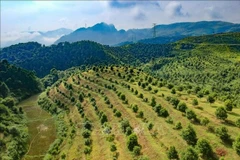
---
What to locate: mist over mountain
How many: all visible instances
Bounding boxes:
[55,21,240,45]
[1,28,72,48]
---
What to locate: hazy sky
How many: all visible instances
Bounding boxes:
[1,1,240,47]
[1,0,240,32]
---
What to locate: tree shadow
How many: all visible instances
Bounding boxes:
[228,112,240,117]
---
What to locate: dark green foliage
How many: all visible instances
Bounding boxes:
[207,96,215,104]
[148,123,154,130]
[133,146,141,156]
[79,93,84,102]
[0,60,41,100]
[200,117,210,126]
[127,133,139,151]
[170,97,180,108]
[137,111,144,118]
[233,134,240,155]
[181,125,197,145]
[215,107,228,120]
[82,130,91,138]
[121,119,131,133]
[171,89,176,94]
[120,94,126,101]
[167,146,179,160]
[215,126,230,141]
[132,104,139,113]
[151,97,156,107]
[100,114,108,125]
[236,118,240,128]
[84,146,92,154]
[114,110,122,117]
[174,122,182,130]
[185,109,197,121]
[177,102,187,112]
[181,147,198,160]
[225,99,233,111]
[196,139,213,157]
[110,144,117,152]
[192,99,198,106]
[159,108,169,118]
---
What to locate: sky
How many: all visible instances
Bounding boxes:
[1,0,240,46]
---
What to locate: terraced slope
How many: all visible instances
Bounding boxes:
[38,66,240,160]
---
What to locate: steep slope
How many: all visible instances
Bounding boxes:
[55,21,240,45]
[38,66,240,160]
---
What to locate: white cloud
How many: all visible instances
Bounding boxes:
[165,1,188,17]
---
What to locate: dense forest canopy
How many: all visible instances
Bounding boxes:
[0,60,42,100]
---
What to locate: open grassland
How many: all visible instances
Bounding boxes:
[38,66,240,160]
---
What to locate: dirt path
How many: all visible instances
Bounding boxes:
[18,94,56,160]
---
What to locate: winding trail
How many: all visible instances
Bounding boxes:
[18,94,56,160]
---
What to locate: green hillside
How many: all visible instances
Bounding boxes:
[37,66,240,160]
[145,32,240,106]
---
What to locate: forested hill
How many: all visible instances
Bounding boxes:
[145,32,240,106]
[0,41,174,77]
[0,60,42,100]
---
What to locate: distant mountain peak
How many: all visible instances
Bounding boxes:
[91,22,117,32]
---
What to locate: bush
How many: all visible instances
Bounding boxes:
[127,133,139,151]
[132,104,139,113]
[100,114,108,125]
[225,99,233,111]
[167,146,179,160]
[158,108,169,118]
[207,95,215,104]
[215,107,228,121]
[110,144,117,152]
[82,130,91,138]
[236,118,240,128]
[200,117,210,126]
[181,125,197,145]
[133,146,141,156]
[171,89,176,94]
[174,122,182,130]
[150,97,156,107]
[177,102,187,112]
[84,138,92,146]
[181,147,198,160]
[84,146,92,154]
[120,94,126,101]
[148,123,153,130]
[170,97,180,108]
[185,109,196,121]
[233,134,240,155]
[114,111,122,117]
[215,126,230,141]
[196,139,213,157]
[121,120,130,133]
[137,111,144,118]
[192,99,198,106]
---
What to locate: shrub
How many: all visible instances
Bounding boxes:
[84,146,92,154]
[100,114,108,125]
[185,109,196,121]
[121,119,130,133]
[233,134,240,155]
[174,122,182,130]
[170,97,180,108]
[200,117,210,126]
[196,139,213,157]
[84,138,92,146]
[150,97,156,107]
[181,125,197,145]
[192,99,198,106]
[133,146,141,156]
[148,123,153,130]
[167,146,179,160]
[159,108,169,118]
[127,133,139,151]
[114,111,122,117]
[126,127,132,136]
[132,104,139,113]
[207,95,215,104]
[225,100,233,111]
[181,147,198,160]
[215,107,228,121]
[236,118,240,128]
[121,94,126,101]
[171,89,176,94]
[137,111,144,118]
[215,126,230,141]
[177,102,187,112]
[110,144,117,152]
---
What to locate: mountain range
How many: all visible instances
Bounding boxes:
[1,21,240,48]
[55,21,240,46]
